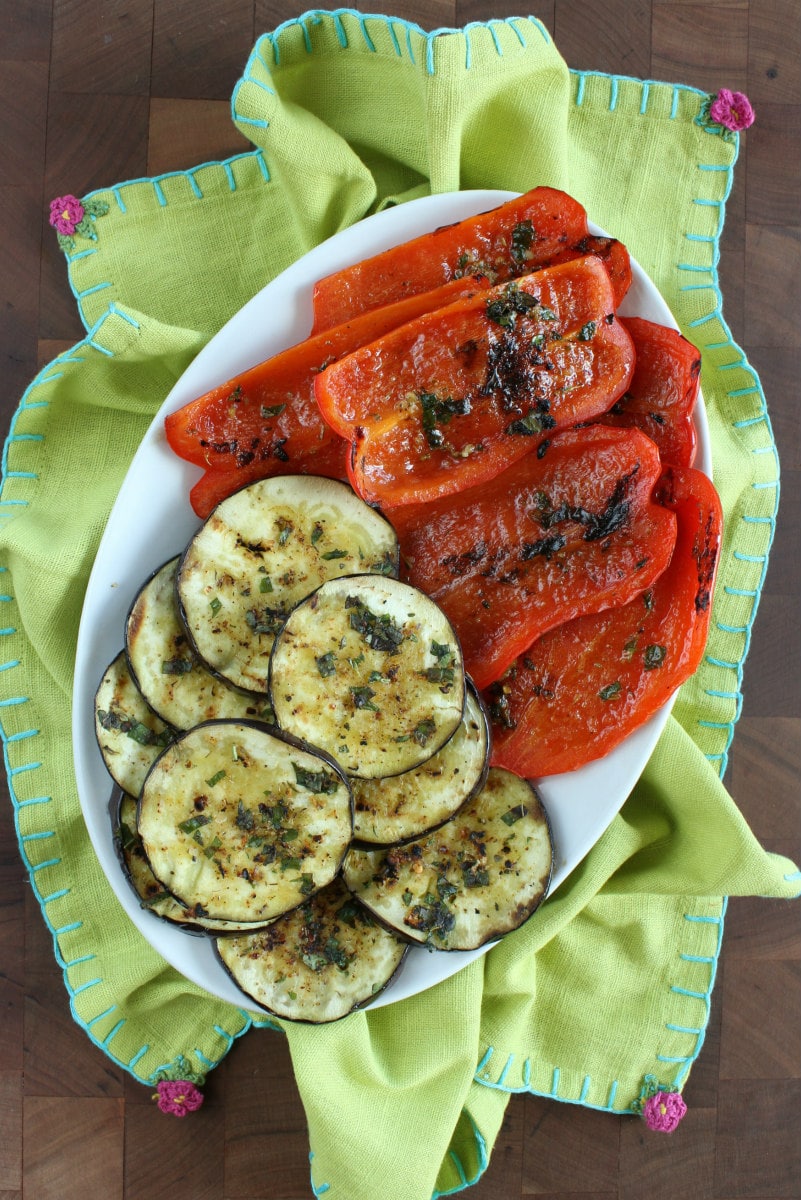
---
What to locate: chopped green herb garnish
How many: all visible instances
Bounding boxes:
[259,575,274,593]
[210,596,222,615]
[644,644,667,669]
[161,657,194,675]
[411,717,436,747]
[424,666,455,686]
[315,650,337,678]
[599,682,622,701]
[486,283,539,328]
[404,901,456,939]
[276,517,293,546]
[418,390,471,449]
[292,762,340,794]
[501,804,529,826]
[577,321,597,341]
[320,548,348,560]
[245,605,289,636]
[350,685,379,712]
[235,802,255,832]
[205,769,226,787]
[118,820,138,853]
[345,595,405,653]
[260,403,286,418]
[431,641,454,663]
[178,814,211,834]
[510,219,534,263]
[436,876,458,901]
[367,553,397,576]
[96,709,172,748]
[505,411,551,437]
[461,864,490,888]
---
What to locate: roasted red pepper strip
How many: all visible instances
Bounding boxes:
[315,257,635,508]
[311,186,631,332]
[164,275,491,482]
[600,317,701,468]
[486,465,722,776]
[188,437,350,518]
[391,426,677,690]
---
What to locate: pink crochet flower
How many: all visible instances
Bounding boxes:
[49,194,85,236]
[642,1089,687,1133]
[154,1078,205,1117]
[709,89,755,132]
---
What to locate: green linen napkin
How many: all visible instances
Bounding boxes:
[2,10,798,1198]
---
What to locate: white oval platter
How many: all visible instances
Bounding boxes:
[72,190,710,1012]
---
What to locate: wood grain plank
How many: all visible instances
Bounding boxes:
[0,0,52,60]
[729,717,801,844]
[37,340,81,370]
[719,959,801,1079]
[467,1093,524,1198]
[0,187,44,406]
[681,964,723,1109]
[50,0,153,96]
[40,92,149,343]
[0,61,48,189]
[737,597,801,721]
[0,861,25,1073]
[223,1032,311,1198]
[652,4,749,92]
[148,98,251,175]
[743,224,801,348]
[620,1106,717,1199]
[714,1079,801,1197]
[554,0,651,77]
[151,0,255,100]
[746,347,801,471]
[747,0,801,105]
[745,103,801,227]
[124,1082,225,1199]
[725,895,801,963]
[0,1073,22,1194]
[456,0,553,28]
[23,1096,124,1200]
[255,0,457,31]
[521,1098,621,1194]
[23,891,126,1098]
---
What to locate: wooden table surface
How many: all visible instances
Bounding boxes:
[1,2,799,1197]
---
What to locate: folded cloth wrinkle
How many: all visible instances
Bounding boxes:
[1,11,796,1200]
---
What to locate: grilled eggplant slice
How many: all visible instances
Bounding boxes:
[176,475,399,694]
[351,681,490,845]
[215,875,408,1022]
[95,651,174,795]
[126,556,274,729]
[114,792,274,934]
[269,574,466,779]
[137,720,353,923]
[342,767,553,950]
